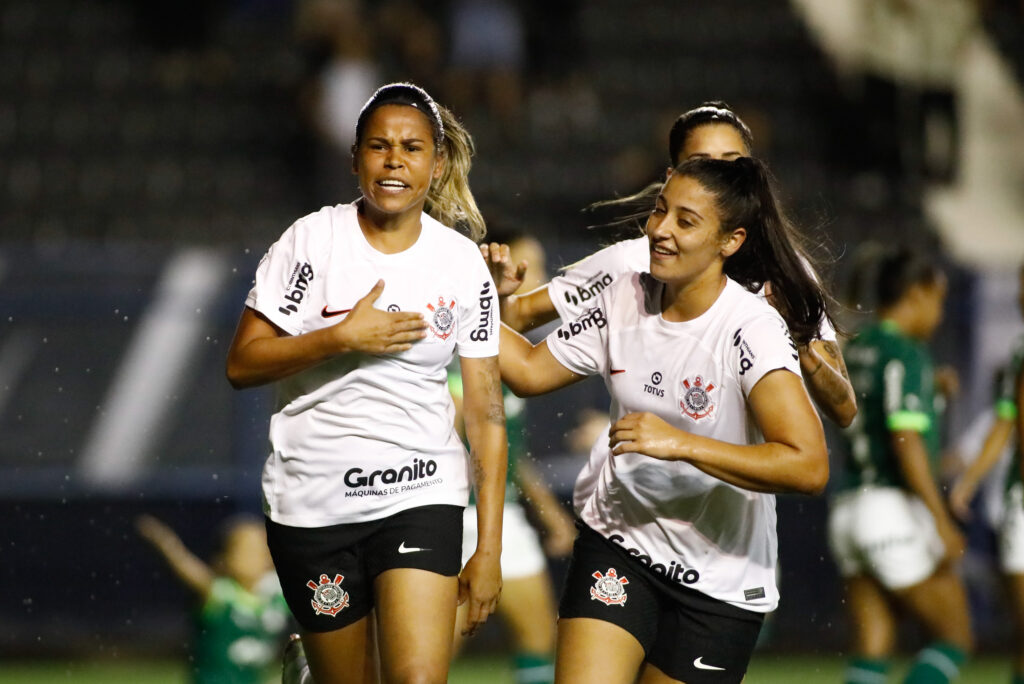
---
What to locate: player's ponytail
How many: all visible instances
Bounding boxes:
[674,157,835,346]
[428,105,486,242]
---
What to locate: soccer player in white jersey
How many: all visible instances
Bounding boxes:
[498,157,831,684]
[226,83,507,684]
[484,103,853,523]
[488,102,855,433]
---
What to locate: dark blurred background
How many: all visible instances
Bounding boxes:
[1,0,1023,668]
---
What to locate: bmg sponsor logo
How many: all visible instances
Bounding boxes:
[608,534,700,585]
[556,307,607,340]
[279,261,314,316]
[563,272,613,306]
[469,282,493,342]
[732,327,756,376]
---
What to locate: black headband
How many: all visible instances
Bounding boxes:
[356,83,444,145]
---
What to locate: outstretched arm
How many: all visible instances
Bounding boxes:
[609,369,829,495]
[498,324,585,396]
[800,339,857,427]
[226,280,428,388]
[136,515,215,599]
[457,355,507,636]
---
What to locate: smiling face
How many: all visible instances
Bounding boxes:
[352,104,443,220]
[646,173,745,287]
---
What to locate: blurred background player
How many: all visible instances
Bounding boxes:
[828,247,972,684]
[949,262,1024,684]
[449,233,576,684]
[135,514,290,684]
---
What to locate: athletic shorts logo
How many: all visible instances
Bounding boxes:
[680,375,716,421]
[590,568,628,606]
[307,573,349,617]
[398,541,430,554]
[426,296,456,340]
[693,656,726,671]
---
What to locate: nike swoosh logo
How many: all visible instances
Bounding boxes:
[398,542,430,554]
[610,369,626,375]
[321,306,352,318]
[693,657,725,671]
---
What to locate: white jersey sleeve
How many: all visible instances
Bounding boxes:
[732,312,802,397]
[544,300,611,378]
[548,237,649,322]
[245,215,326,336]
[456,249,500,358]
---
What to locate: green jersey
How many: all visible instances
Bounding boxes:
[995,335,1024,490]
[191,576,290,684]
[837,320,942,491]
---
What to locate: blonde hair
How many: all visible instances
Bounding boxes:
[427,106,486,242]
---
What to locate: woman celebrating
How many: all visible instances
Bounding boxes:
[489,101,855,429]
[500,157,830,684]
[226,83,506,684]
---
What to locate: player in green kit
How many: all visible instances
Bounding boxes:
[949,263,1024,684]
[136,514,291,684]
[828,249,971,684]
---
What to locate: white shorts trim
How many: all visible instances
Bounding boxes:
[1000,482,1024,574]
[828,486,944,590]
[462,502,547,579]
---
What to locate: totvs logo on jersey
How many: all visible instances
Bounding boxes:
[278,261,314,317]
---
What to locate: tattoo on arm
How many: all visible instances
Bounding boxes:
[810,342,853,406]
[470,453,486,488]
[477,359,506,425]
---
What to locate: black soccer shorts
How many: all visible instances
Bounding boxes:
[266,504,463,632]
[559,522,764,684]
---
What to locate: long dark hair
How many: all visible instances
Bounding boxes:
[673,157,834,345]
[590,101,754,232]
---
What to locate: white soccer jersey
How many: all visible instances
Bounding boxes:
[550,236,836,342]
[560,237,835,516]
[246,203,499,527]
[547,274,801,612]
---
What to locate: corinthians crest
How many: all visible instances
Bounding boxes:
[426,296,456,340]
[307,573,350,617]
[590,568,629,606]
[680,375,717,421]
